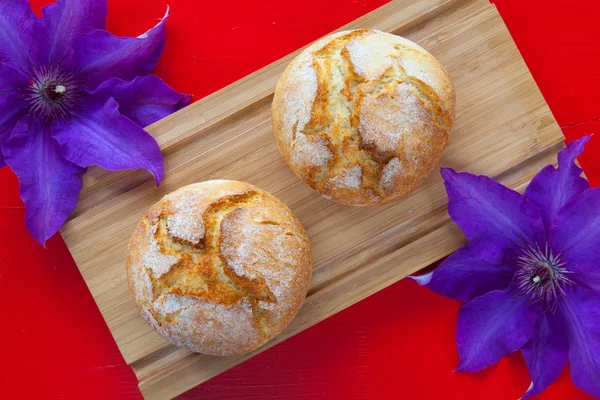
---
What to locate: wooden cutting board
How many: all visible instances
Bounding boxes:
[61,0,565,398]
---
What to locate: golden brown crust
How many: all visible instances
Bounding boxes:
[126,180,312,356]
[272,29,456,206]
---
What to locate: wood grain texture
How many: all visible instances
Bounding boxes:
[60,0,564,398]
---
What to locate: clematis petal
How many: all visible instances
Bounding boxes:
[550,187,600,291]
[456,289,536,372]
[411,245,514,302]
[0,93,28,142]
[2,116,84,245]
[33,0,107,64]
[525,136,590,231]
[0,0,36,69]
[520,312,568,399]
[51,97,163,184]
[0,88,27,168]
[560,285,600,398]
[89,75,191,127]
[0,63,30,94]
[73,8,168,90]
[441,168,545,265]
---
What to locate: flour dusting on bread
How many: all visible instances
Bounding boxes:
[359,82,434,153]
[380,157,403,189]
[346,31,399,80]
[165,195,205,245]
[280,52,318,145]
[291,133,332,174]
[328,164,362,189]
[220,203,306,317]
[142,224,178,279]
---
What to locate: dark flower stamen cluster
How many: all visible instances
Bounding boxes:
[513,243,573,311]
[25,60,84,121]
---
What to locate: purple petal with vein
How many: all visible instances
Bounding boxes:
[456,289,536,372]
[0,0,36,69]
[0,93,28,141]
[521,313,568,399]
[90,75,191,126]
[73,8,167,90]
[2,116,84,245]
[561,285,600,398]
[52,97,163,184]
[0,63,30,94]
[33,0,107,64]
[0,92,27,168]
[410,245,514,302]
[441,168,545,265]
[525,136,591,231]
[550,187,600,291]
[0,66,29,139]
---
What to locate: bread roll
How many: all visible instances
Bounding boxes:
[126,180,312,356]
[272,29,455,206]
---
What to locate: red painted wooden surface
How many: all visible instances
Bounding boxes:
[1,0,599,399]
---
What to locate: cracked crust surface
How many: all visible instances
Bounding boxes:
[272,29,456,206]
[126,180,312,356]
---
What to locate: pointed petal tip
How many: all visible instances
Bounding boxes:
[453,361,473,373]
[454,359,470,373]
[440,167,456,181]
[408,271,434,286]
[519,382,535,400]
[564,134,592,156]
[31,231,48,248]
[77,7,169,88]
[573,133,592,146]
[160,5,170,24]
[182,93,193,106]
[452,362,461,373]
[138,5,169,39]
[454,360,486,374]
[24,191,73,248]
[152,168,163,187]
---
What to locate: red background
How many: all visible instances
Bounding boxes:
[1,0,599,399]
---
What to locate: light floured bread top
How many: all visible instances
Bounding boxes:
[272,29,456,206]
[126,180,312,356]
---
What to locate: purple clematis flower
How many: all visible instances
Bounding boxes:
[0,0,191,245]
[413,135,600,398]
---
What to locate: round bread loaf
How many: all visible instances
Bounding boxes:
[126,180,312,356]
[272,29,455,206]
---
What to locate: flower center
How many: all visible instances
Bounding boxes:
[45,84,66,101]
[513,243,572,311]
[25,62,84,121]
